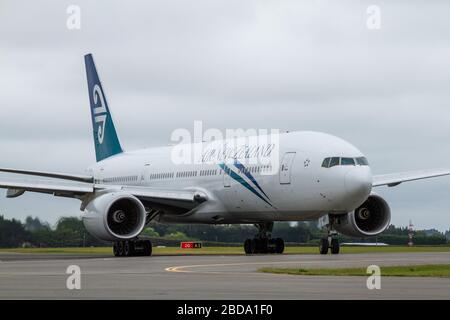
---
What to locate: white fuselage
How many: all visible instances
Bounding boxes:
[87,131,373,224]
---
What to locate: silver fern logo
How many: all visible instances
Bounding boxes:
[93,84,107,144]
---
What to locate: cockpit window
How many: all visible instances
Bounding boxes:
[322,156,369,168]
[329,157,340,167]
[356,157,369,166]
[321,158,331,168]
[341,157,355,166]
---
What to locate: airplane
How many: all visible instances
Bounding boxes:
[1,53,450,257]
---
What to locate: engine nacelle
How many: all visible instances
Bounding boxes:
[333,194,391,237]
[82,192,146,242]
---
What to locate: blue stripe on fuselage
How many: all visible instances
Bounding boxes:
[219,163,273,207]
[233,159,270,200]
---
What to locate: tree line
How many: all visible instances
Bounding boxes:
[0,215,448,248]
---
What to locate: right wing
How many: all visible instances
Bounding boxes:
[372,168,450,187]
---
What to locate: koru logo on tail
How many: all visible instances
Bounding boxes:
[93,84,107,144]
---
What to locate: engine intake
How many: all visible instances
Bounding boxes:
[82,192,146,241]
[334,194,391,237]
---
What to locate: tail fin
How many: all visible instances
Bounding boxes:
[84,54,123,162]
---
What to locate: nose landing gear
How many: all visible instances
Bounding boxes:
[319,237,340,255]
[319,217,340,255]
[243,222,285,255]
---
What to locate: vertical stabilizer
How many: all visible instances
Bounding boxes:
[84,54,123,162]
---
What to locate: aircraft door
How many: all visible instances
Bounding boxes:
[223,165,231,187]
[280,152,296,184]
[141,163,151,186]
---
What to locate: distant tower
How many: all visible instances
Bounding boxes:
[408,220,414,247]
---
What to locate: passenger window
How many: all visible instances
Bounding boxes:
[322,158,331,168]
[329,157,340,167]
[341,158,355,166]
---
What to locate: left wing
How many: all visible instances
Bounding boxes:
[0,177,207,213]
[0,167,93,183]
[0,178,93,198]
[373,168,450,187]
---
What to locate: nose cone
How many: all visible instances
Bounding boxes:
[344,167,373,207]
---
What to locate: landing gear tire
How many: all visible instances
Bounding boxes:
[319,238,329,255]
[124,241,131,257]
[250,239,258,254]
[113,242,121,257]
[275,238,285,254]
[244,237,284,255]
[330,239,340,255]
[117,241,125,256]
[113,240,152,257]
[244,239,252,254]
[142,240,152,256]
[259,238,268,254]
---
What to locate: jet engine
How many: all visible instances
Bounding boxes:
[82,192,147,242]
[333,194,391,237]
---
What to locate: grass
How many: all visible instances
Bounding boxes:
[0,245,449,256]
[259,264,450,278]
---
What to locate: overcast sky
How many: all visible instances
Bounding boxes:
[0,0,449,232]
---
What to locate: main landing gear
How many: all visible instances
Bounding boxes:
[113,239,152,257]
[319,218,340,255]
[244,222,285,255]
